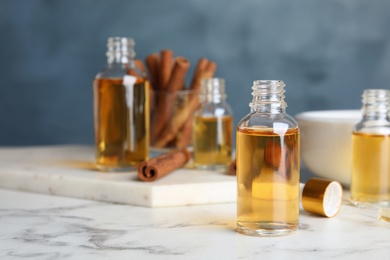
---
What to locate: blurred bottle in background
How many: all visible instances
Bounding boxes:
[93,37,149,171]
[351,89,390,206]
[193,78,233,170]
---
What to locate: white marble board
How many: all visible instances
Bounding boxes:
[0,146,236,207]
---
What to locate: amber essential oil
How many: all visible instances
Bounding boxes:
[236,127,300,236]
[351,132,390,205]
[93,77,149,171]
[193,115,233,169]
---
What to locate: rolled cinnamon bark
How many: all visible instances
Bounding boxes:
[205,61,217,76]
[189,62,213,91]
[154,70,215,148]
[176,70,214,147]
[137,149,191,182]
[145,53,160,89]
[156,71,214,147]
[228,159,236,176]
[189,58,209,90]
[151,57,191,145]
[174,117,193,148]
[166,57,190,91]
[153,96,198,148]
[175,60,216,147]
[159,49,174,90]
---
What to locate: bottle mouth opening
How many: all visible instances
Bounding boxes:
[253,80,285,87]
[106,37,136,62]
[252,80,286,94]
[107,37,135,47]
[250,80,287,111]
[362,89,390,111]
[363,89,389,100]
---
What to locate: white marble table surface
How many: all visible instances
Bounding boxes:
[0,188,389,259]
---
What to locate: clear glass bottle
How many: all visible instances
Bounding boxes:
[351,89,390,206]
[236,80,300,237]
[193,78,233,170]
[93,37,150,171]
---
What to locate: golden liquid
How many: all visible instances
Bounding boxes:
[93,77,149,170]
[193,116,233,169]
[236,127,300,236]
[351,132,390,204]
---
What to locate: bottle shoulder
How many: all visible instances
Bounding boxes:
[95,65,147,85]
[196,101,233,117]
[237,111,298,130]
[354,119,390,135]
[95,66,128,79]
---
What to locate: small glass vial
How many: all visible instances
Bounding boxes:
[236,80,300,237]
[93,37,150,171]
[351,89,390,206]
[193,78,233,170]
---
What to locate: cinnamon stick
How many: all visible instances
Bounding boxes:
[176,58,217,147]
[154,70,215,148]
[190,58,209,90]
[174,118,193,148]
[151,57,191,145]
[166,57,190,91]
[145,53,160,89]
[205,61,217,76]
[150,93,173,144]
[158,49,174,90]
[153,96,199,148]
[137,149,191,182]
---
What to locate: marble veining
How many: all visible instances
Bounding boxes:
[0,146,388,259]
[1,188,389,259]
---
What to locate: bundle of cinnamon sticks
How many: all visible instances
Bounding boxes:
[143,49,217,148]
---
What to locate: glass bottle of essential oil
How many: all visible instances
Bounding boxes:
[93,37,150,171]
[351,89,390,206]
[236,80,300,237]
[193,78,233,170]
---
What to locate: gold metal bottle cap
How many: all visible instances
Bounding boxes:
[302,178,343,217]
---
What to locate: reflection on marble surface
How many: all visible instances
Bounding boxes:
[0,188,389,259]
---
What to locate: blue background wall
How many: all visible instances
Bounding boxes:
[1,0,390,146]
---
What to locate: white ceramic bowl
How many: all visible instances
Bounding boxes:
[295,110,362,187]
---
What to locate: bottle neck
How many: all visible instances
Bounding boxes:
[361,89,390,121]
[249,80,287,114]
[106,37,135,65]
[200,78,227,104]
